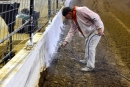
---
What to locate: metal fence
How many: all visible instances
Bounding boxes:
[0,0,64,67]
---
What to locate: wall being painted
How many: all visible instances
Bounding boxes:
[0,0,71,87]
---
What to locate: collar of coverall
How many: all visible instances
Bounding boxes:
[72,6,78,22]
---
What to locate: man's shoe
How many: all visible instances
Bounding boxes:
[79,60,86,64]
[81,67,93,71]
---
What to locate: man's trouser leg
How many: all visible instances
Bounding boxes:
[85,31,101,69]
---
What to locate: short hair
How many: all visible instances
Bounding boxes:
[62,7,72,16]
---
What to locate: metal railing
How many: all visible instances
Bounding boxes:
[0,0,64,67]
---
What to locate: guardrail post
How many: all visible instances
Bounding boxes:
[30,0,34,45]
[48,0,51,22]
[56,0,58,12]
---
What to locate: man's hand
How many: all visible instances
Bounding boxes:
[98,28,104,36]
[60,41,68,48]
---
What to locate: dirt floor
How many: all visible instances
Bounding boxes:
[39,0,130,87]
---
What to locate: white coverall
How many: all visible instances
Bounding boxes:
[64,6,104,69]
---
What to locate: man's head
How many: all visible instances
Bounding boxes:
[62,7,73,19]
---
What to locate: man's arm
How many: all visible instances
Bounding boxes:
[62,21,78,47]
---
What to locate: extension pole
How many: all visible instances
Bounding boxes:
[30,0,34,45]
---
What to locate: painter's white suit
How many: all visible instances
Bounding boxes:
[84,30,101,69]
[64,6,104,69]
